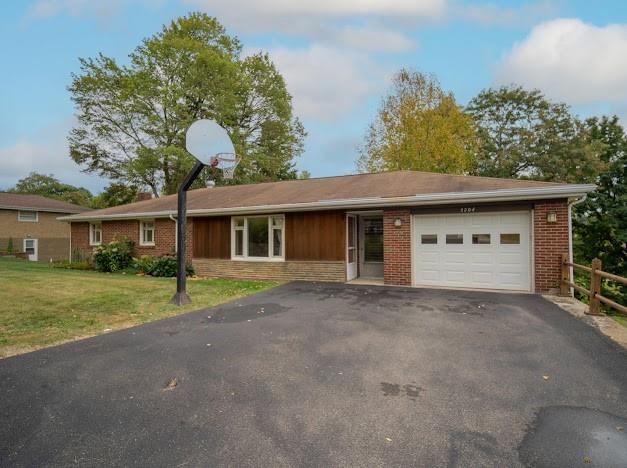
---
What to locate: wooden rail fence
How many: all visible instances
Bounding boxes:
[561,253,627,316]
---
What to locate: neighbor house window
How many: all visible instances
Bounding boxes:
[18,210,38,222]
[89,223,102,246]
[140,220,155,246]
[231,215,284,260]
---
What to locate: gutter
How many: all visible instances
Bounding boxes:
[1,205,88,214]
[58,184,596,222]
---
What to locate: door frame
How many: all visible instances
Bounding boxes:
[23,238,38,262]
[346,214,358,281]
[358,215,384,279]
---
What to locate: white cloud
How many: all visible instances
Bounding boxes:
[0,119,108,193]
[330,26,415,52]
[24,0,164,21]
[185,0,446,26]
[497,18,627,103]
[265,44,389,121]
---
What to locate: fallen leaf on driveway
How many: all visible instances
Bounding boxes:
[542,375,549,380]
[385,437,392,442]
[163,377,178,391]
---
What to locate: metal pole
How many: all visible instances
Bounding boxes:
[170,161,205,305]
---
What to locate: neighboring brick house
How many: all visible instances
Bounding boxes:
[61,171,595,294]
[0,193,90,262]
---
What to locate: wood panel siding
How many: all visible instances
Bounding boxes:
[285,210,345,261]
[193,216,231,259]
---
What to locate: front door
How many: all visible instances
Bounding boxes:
[346,215,358,281]
[23,238,38,261]
[360,216,384,278]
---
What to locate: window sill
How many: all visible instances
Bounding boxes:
[139,243,156,247]
[89,243,102,247]
[231,256,285,263]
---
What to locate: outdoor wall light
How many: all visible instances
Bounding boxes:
[546,212,557,223]
[394,218,402,227]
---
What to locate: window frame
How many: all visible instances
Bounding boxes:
[231,214,285,262]
[89,222,102,246]
[17,210,38,222]
[139,220,156,246]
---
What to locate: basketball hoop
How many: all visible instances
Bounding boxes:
[170,119,241,306]
[210,152,242,180]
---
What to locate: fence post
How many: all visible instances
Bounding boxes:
[560,253,570,296]
[589,258,602,315]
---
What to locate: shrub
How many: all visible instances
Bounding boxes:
[7,237,14,254]
[133,255,157,274]
[133,254,194,277]
[93,238,134,272]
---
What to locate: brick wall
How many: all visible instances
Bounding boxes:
[71,218,193,261]
[383,209,412,286]
[193,259,346,282]
[533,199,569,294]
[70,222,90,260]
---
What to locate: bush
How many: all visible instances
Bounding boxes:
[93,238,134,272]
[133,255,156,274]
[133,254,194,277]
[7,237,14,254]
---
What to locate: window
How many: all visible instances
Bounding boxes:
[89,223,102,246]
[232,215,284,260]
[140,220,155,246]
[18,210,38,222]
[421,234,437,244]
[446,234,463,244]
[500,233,520,245]
[24,239,35,254]
[472,234,491,245]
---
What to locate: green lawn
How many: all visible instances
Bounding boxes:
[0,258,278,358]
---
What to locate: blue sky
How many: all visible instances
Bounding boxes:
[1,0,626,193]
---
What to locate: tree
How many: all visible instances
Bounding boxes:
[10,172,92,206]
[91,183,140,209]
[573,116,627,303]
[69,13,305,197]
[357,69,476,174]
[466,85,604,182]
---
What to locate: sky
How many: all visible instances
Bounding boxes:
[1,0,627,193]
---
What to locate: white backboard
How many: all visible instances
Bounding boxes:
[185,119,235,164]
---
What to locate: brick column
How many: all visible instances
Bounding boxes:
[534,199,569,293]
[383,209,412,286]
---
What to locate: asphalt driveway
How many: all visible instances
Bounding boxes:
[1,282,627,467]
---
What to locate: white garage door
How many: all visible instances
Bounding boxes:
[412,211,531,291]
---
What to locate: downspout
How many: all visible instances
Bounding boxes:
[169,214,177,252]
[568,194,588,296]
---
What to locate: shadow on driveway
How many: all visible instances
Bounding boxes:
[1,282,626,467]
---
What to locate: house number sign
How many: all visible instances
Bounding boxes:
[460,207,476,213]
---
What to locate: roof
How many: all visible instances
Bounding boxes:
[0,192,91,214]
[60,170,595,221]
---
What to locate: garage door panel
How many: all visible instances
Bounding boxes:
[413,211,531,291]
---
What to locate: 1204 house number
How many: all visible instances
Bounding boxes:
[460,207,476,213]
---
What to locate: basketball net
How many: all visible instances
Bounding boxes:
[210,153,241,180]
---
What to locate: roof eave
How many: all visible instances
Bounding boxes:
[59,184,596,222]
[0,204,88,214]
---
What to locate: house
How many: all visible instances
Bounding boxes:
[0,193,91,262]
[60,171,595,293]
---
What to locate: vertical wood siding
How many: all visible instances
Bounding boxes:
[285,210,346,261]
[193,216,231,259]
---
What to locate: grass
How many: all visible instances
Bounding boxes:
[611,314,627,328]
[0,258,278,358]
